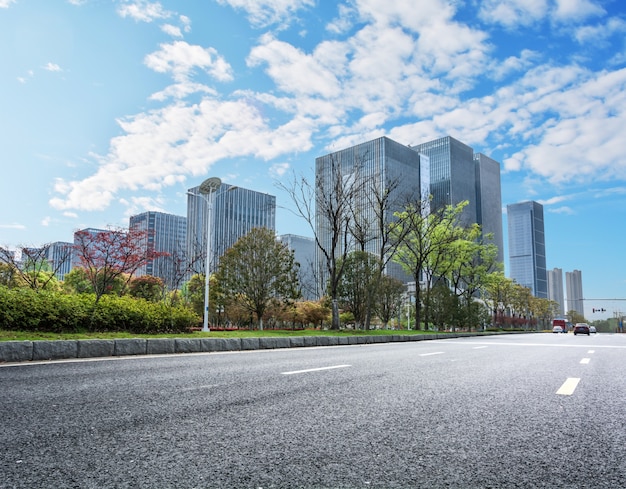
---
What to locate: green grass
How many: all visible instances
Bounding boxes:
[0,328,440,342]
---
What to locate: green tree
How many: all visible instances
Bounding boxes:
[336,251,381,329]
[216,227,301,330]
[374,275,406,329]
[392,200,468,330]
[128,275,164,302]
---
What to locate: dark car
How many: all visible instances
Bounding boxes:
[574,323,590,336]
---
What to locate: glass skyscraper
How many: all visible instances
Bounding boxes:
[129,211,187,290]
[187,183,276,276]
[507,201,548,298]
[315,136,422,285]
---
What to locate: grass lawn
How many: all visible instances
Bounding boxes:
[0,328,441,342]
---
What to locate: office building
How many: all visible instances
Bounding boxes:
[547,267,565,316]
[566,269,584,317]
[129,211,187,290]
[45,242,74,280]
[411,136,504,260]
[278,234,317,300]
[187,183,276,276]
[315,136,422,286]
[506,201,547,298]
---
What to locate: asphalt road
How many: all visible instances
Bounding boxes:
[2,333,625,488]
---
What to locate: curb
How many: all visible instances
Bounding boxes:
[0,331,529,364]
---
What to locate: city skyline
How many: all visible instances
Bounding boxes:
[2,1,626,319]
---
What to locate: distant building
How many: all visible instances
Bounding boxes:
[278,234,316,300]
[187,183,276,276]
[45,242,74,280]
[72,228,110,269]
[547,267,565,316]
[506,201,547,298]
[566,269,585,317]
[129,211,187,290]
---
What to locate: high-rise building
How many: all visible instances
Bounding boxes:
[278,234,316,300]
[547,267,565,316]
[566,269,584,317]
[474,153,504,263]
[411,136,504,259]
[315,136,422,286]
[506,201,547,298]
[129,211,187,290]
[187,183,276,276]
[45,242,74,280]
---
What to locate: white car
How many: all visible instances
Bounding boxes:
[589,326,597,333]
[552,326,563,333]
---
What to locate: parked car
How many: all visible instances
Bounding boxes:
[574,323,590,336]
[552,325,563,333]
[589,325,597,334]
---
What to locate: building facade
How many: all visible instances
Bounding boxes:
[278,234,316,300]
[507,201,548,298]
[187,183,276,276]
[315,136,422,286]
[45,241,74,280]
[566,269,585,317]
[547,267,565,316]
[129,211,187,290]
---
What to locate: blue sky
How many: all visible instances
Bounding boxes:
[1,0,625,320]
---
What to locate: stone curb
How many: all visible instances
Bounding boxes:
[0,331,529,363]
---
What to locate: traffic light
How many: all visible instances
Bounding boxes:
[592,308,606,313]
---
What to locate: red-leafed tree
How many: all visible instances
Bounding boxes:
[73,227,168,305]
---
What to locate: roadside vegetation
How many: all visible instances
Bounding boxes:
[1,179,572,340]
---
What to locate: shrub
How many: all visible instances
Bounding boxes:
[0,285,199,334]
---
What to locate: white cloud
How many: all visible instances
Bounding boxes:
[161,24,183,38]
[0,0,16,8]
[479,0,549,28]
[216,0,315,28]
[0,223,26,230]
[269,162,290,177]
[117,1,171,23]
[144,41,234,85]
[43,62,62,72]
[552,0,605,23]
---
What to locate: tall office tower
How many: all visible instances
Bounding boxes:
[566,269,585,317]
[411,136,504,262]
[315,136,422,287]
[45,241,74,280]
[72,228,110,269]
[474,153,504,263]
[547,267,565,316]
[187,183,276,276]
[506,201,548,298]
[411,136,477,226]
[278,234,316,300]
[129,211,187,290]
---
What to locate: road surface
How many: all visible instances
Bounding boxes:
[2,333,625,488]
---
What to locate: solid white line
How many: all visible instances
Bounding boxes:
[281,364,351,375]
[419,352,445,357]
[580,358,590,364]
[556,377,580,396]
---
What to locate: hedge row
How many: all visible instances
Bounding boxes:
[0,286,199,333]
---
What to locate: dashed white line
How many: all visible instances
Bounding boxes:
[580,358,590,364]
[281,364,351,375]
[419,352,445,357]
[588,350,595,354]
[473,346,488,350]
[556,377,580,396]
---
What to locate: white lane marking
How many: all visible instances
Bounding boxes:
[419,352,445,357]
[580,358,590,364]
[473,346,488,350]
[281,364,351,375]
[588,350,595,354]
[556,377,580,396]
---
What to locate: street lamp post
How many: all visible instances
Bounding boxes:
[198,177,222,333]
